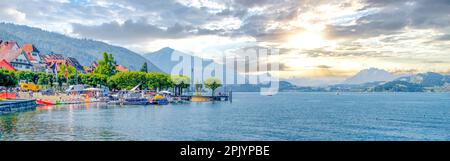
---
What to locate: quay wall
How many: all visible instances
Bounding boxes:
[0,99,36,115]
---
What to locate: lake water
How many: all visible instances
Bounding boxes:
[1,92,450,141]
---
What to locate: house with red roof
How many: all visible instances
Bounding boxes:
[0,59,16,71]
[0,40,33,71]
[21,43,47,72]
[42,53,84,73]
[116,65,129,72]
[84,61,98,73]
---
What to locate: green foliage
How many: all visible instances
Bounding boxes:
[171,75,190,87]
[0,69,18,87]
[195,81,203,96]
[58,64,76,76]
[80,73,108,87]
[37,73,56,89]
[94,52,118,76]
[57,74,66,89]
[107,72,172,90]
[0,23,158,71]
[171,75,190,96]
[146,72,172,91]
[37,73,49,86]
[204,77,222,96]
[67,73,82,85]
[140,62,148,73]
[15,71,38,83]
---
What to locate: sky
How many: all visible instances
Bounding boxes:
[0,0,449,86]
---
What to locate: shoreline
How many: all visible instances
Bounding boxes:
[0,99,36,115]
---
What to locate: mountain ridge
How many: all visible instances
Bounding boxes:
[342,67,401,85]
[0,23,162,72]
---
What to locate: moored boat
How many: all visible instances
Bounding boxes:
[36,99,55,106]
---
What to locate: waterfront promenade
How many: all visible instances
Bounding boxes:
[0,99,36,115]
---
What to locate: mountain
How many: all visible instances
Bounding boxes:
[373,72,450,92]
[396,72,447,87]
[144,47,268,90]
[343,68,400,85]
[143,47,214,74]
[144,47,249,83]
[0,23,161,72]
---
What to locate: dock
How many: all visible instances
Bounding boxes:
[180,91,233,102]
[0,99,37,115]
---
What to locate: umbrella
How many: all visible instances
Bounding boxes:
[84,88,102,91]
[159,91,172,94]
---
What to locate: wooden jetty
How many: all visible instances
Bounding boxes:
[180,91,233,102]
[0,99,36,115]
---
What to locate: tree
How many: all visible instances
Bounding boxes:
[57,75,66,91]
[0,69,18,88]
[37,73,49,88]
[47,73,56,88]
[171,75,190,96]
[107,72,148,90]
[80,73,108,87]
[146,72,172,91]
[94,52,117,76]
[204,77,222,97]
[140,62,148,73]
[58,64,76,76]
[195,81,203,96]
[67,72,82,85]
[48,74,55,88]
[15,71,38,84]
[58,64,76,84]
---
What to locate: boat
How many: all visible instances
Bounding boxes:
[150,99,169,105]
[149,95,169,105]
[108,91,150,105]
[36,99,55,106]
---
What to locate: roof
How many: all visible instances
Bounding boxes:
[46,53,65,60]
[66,57,84,71]
[0,59,16,71]
[21,44,39,62]
[0,41,22,62]
[116,65,129,72]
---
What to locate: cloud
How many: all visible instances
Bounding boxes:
[0,0,449,78]
[326,0,450,40]
[0,8,27,23]
[71,19,226,42]
[316,65,332,69]
[435,34,450,41]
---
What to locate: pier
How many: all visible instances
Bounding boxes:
[180,91,233,102]
[0,99,37,115]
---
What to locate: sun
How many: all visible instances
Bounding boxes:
[285,31,326,49]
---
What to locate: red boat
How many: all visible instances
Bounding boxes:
[36,99,55,106]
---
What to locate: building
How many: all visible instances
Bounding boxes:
[0,41,33,71]
[84,61,98,73]
[21,44,47,72]
[42,53,84,73]
[66,57,84,71]
[116,65,129,72]
[0,59,16,71]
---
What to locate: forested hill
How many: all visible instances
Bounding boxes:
[0,23,161,72]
